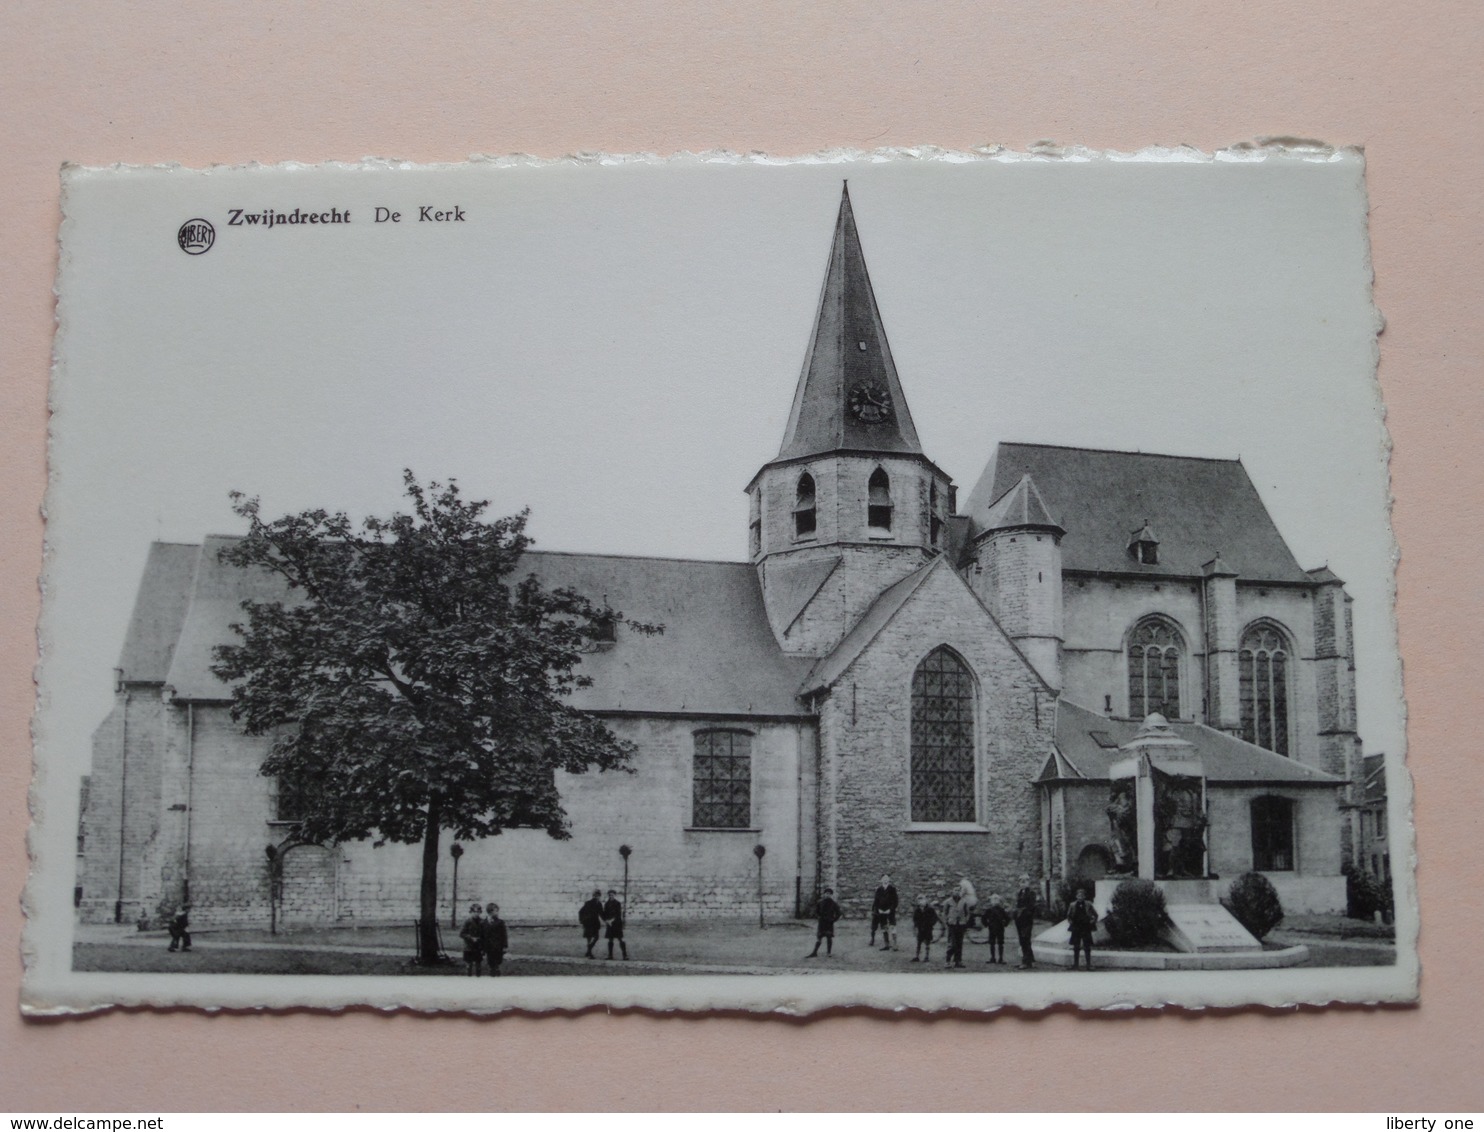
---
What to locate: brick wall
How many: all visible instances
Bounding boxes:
[124,707,818,929]
[78,688,169,925]
[818,563,1054,916]
[754,454,949,562]
[966,528,1063,689]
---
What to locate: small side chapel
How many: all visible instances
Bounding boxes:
[79,186,1358,930]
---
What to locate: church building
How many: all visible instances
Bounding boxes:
[79,186,1358,930]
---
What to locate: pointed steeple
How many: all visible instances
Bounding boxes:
[776,184,924,461]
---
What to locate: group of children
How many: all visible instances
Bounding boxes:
[578,888,628,960]
[807,873,1097,970]
[457,901,510,976]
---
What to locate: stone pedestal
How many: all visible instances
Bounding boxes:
[1089,715,1262,956]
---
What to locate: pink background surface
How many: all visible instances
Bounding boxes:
[2,0,1480,1112]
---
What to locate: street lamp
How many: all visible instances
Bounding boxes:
[449,843,464,928]
[618,844,632,910]
[753,844,766,929]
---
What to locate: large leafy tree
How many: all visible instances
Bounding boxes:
[211,472,657,961]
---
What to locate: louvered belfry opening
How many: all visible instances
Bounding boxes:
[867,467,892,531]
[793,473,817,537]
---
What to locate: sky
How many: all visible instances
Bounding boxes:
[41,151,1400,825]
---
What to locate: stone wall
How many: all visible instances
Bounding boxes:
[98,705,818,929]
[818,564,1054,916]
[1060,575,1328,770]
[1206,783,1344,882]
[966,528,1063,689]
[78,688,168,925]
[1052,779,1344,913]
[762,543,929,655]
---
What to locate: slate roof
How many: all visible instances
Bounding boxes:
[963,443,1311,583]
[1049,698,1342,785]
[764,555,841,635]
[976,473,1063,534]
[798,558,940,695]
[116,542,204,683]
[520,552,813,716]
[141,539,812,716]
[774,184,924,463]
[164,536,305,700]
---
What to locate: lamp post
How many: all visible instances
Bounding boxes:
[449,843,464,928]
[753,844,766,929]
[618,844,631,910]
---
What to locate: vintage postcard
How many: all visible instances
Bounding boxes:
[26,149,1414,1014]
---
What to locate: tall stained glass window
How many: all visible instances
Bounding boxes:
[692,730,752,829]
[911,647,976,823]
[1128,617,1183,720]
[1240,623,1290,755]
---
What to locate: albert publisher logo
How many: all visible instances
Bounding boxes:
[177,218,215,255]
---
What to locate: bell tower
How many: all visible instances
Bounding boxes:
[746,184,955,654]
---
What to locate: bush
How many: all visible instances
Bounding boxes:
[1224,872,1284,939]
[1345,865,1393,921]
[1103,878,1169,947]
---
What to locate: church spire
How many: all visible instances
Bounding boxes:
[776,183,924,461]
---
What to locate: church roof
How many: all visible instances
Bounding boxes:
[521,552,813,717]
[1050,699,1342,785]
[798,558,940,695]
[145,539,813,717]
[773,184,924,464]
[964,443,1311,583]
[975,473,1064,535]
[763,555,841,635]
[117,542,201,683]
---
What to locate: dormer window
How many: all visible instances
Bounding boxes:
[1129,520,1159,565]
[868,467,893,531]
[793,473,817,538]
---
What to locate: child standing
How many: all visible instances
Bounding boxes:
[981,893,1010,964]
[807,887,842,958]
[483,902,509,976]
[458,902,485,976]
[910,894,939,963]
[1067,888,1099,971]
[579,888,604,959]
[944,888,969,968]
[166,904,191,952]
[602,889,628,960]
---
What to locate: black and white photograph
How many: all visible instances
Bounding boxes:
[27,150,1412,1013]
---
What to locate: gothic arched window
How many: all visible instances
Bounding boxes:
[1128,617,1183,720]
[929,481,942,547]
[911,647,976,823]
[1240,622,1291,756]
[793,473,816,538]
[868,467,893,531]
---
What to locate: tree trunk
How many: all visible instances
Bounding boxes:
[417,797,442,963]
